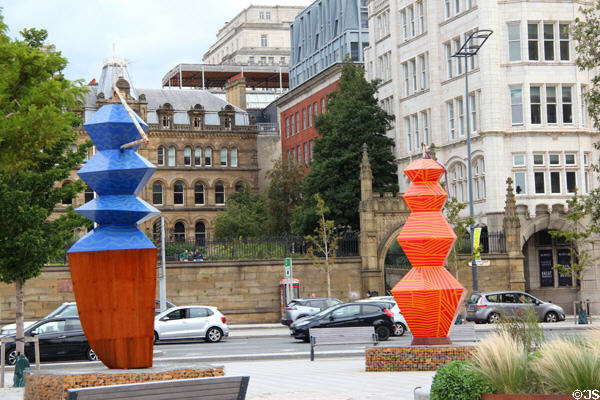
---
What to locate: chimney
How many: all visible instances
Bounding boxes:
[224,74,247,110]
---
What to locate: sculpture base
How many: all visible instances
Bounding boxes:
[411,336,452,345]
[366,345,475,371]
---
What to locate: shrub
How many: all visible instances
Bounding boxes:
[532,337,600,393]
[494,307,545,352]
[430,360,492,400]
[469,331,533,394]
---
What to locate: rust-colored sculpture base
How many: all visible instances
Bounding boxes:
[411,337,452,345]
[68,248,157,369]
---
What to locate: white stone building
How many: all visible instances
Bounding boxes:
[203,5,305,66]
[365,0,600,311]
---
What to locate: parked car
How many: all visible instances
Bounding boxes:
[1,302,78,336]
[3,316,96,365]
[154,306,229,343]
[289,302,395,342]
[280,297,343,326]
[466,291,566,323]
[356,297,408,336]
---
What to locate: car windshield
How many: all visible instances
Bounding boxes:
[45,304,78,319]
[313,304,342,318]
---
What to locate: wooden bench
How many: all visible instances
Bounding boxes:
[309,327,378,361]
[449,324,477,342]
[67,375,250,400]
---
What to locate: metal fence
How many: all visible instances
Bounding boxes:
[456,231,506,254]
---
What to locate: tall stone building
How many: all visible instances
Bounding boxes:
[63,59,259,242]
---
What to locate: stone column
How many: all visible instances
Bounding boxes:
[359,144,381,294]
[503,178,526,291]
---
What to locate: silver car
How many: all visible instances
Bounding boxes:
[280,298,342,326]
[466,291,566,324]
[154,306,229,343]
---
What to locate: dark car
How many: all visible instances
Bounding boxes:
[3,317,96,365]
[289,302,395,342]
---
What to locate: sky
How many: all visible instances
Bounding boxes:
[1,0,312,89]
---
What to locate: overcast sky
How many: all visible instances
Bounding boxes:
[1,0,311,89]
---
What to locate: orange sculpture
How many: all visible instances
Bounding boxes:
[391,158,466,345]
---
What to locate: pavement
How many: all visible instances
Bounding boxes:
[0,318,595,399]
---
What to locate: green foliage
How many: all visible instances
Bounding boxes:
[265,158,304,234]
[494,307,546,353]
[430,361,492,400]
[293,59,398,234]
[213,186,268,239]
[0,14,87,173]
[443,196,474,278]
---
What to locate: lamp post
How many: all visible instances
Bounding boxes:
[452,29,493,293]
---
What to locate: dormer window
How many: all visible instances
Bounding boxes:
[218,105,236,131]
[188,104,205,130]
[161,115,171,128]
[157,103,174,130]
[193,117,202,128]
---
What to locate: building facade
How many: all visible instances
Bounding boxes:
[364,0,600,310]
[62,60,259,242]
[203,5,304,66]
[289,0,369,89]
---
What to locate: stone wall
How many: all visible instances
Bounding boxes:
[366,346,475,371]
[0,257,363,325]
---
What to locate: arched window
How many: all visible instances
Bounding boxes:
[215,182,225,204]
[195,222,206,245]
[153,182,163,205]
[62,182,72,205]
[69,144,77,153]
[184,146,192,166]
[194,182,205,205]
[230,148,238,167]
[473,157,486,200]
[157,146,165,166]
[220,148,227,166]
[194,148,202,166]
[204,148,212,166]
[168,146,176,166]
[173,222,185,242]
[173,181,184,205]
[235,182,245,192]
[84,187,94,203]
[449,163,467,202]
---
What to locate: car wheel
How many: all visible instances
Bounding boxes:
[5,349,17,366]
[544,311,558,323]
[86,347,98,361]
[375,325,390,341]
[154,331,159,344]
[393,323,406,336]
[206,327,223,343]
[487,312,500,324]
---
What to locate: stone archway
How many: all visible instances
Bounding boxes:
[358,145,410,295]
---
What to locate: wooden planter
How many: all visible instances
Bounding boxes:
[482,394,574,399]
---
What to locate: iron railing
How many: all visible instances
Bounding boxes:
[456,231,506,254]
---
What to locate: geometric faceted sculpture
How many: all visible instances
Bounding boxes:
[391,158,466,345]
[68,104,159,368]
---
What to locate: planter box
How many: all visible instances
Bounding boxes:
[482,394,573,399]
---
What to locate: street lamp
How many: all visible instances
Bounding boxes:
[452,29,493,293]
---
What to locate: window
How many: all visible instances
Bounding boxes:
[457,98,464,136]
[405,118,412,152]
[473,158,486,200]
[410,59,417,92]
[550,171,561,193]
[173,222,185,242]
[511,87,523,125]
[447,102,455,139]
[285,118,289,137]
[528,23,539,61]
[445,43,453,79]
[193,182,204,205]
[235,182,245,192]
[296,145,301,164]
[295,112,299,132]
[195,222,206,245]
[401,10,407,41]
[566,171,576,193]
[403,63,409,96]
[534,172,545,194]
[562,86,572,123]
[513,154,525,167]
[265,11,271,20]
[549,154,560,165]
[152,182,163,205]
[308,105,312,127]
[290,114,294,135]
[454,38,462,75]
[421,110,429,145]
[547,86,557,123]
[204,148,212,166]
[559,23,570,60]
[189,307,210,318]
[469,93,477,133]
[584,153,590,166]
[444,0,450,19]
[321,98,325,113]
[508,23,521,61]
[565,153,576,165]
[193,116,202,128]
[157,146,164,166]
[543,23,554,61]
[184,146,191,166]
[231,148,238,167]
[408,5,415,37]
[161,114,171,128]
[417,1,425,34]
[530,86,541,124]
[534,154,544,165]
[419,54,427,90]
[220,148,227,166]
[302,108,306,130]
[215,182,225,204]
[166,146,175,166]
[449,164,467,201]
[174,181,184,205]
[304,142,308,163]
[194,148,202,166]
[412,114,420,150]
[514,172,526,194]
[581,85,588,127]
[261,34,268,47]
[454,0,460,14]
[309,140,314,162]
[84,187,94,203]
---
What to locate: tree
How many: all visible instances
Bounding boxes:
[0,16,89,355]
[213,187,268,238]
[444,197,475,279]
[264,158,304,234]
[550,192,597,298]
[292,60,398,234]
[305,194,339,300]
